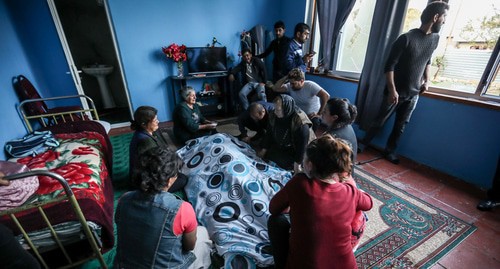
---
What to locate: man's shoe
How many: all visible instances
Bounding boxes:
[385,153,400,164]
[477,199,500,211]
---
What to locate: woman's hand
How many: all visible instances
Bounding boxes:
[293,162,303,174]
[0,172,10,186]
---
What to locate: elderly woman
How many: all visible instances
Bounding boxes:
[129,106,186,191]
[268,135,373,269]
[258,94,315,172]
[321,98,358,162]
[173,86,217,145]
[114,147,213,269]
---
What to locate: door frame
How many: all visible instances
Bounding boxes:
[46,0,132,128]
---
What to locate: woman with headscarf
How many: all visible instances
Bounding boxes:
[258,94,315,172]
[173,86,217,145]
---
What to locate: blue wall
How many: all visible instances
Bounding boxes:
[107,0,283,121]
[1,0,498,189]
[307,75,500,189]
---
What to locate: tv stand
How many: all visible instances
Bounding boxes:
[169,74,231,117]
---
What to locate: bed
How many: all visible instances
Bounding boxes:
[177,133,292,267]
[0,95,113,269]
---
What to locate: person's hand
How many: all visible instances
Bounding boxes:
[303,54,314,64]
[242,136,251,143]
[228,74,235,82]
[293,162,303,174]
[419,81,429,94]
[388,90,399,105]
[257,149,266,158]
[308,112,320,119]
[0,172,10,186]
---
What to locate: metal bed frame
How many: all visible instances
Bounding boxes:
[1,171,107,269]
[18,95,100,132]
[2,94,108,268]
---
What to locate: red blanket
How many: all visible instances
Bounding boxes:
[2,131,114,252]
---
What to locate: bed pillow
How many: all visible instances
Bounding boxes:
[0,161,39,211]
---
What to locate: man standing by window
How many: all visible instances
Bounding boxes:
[359,1,449,164]
[283,23,314,76]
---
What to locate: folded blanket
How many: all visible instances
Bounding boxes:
[0,161,39,211]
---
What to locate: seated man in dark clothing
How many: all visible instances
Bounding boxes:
[237,101,274,144]
[228,48,267,110]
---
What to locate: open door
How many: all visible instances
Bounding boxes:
[47,0,132,127]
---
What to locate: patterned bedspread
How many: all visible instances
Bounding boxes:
[177,133,292,266]
[3,131,114,251]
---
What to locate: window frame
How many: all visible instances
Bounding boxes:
[306,0,500,106]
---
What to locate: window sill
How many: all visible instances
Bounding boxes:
[306,72,500,111]
[422,91,500,110]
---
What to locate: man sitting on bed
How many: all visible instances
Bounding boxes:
[114,147,212,269]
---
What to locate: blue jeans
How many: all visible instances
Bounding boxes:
[239,82,266,110]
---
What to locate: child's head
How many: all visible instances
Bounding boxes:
[304,134,353,179]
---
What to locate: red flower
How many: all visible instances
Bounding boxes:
[72,146,97,156]
[36,163,94,195]
[162,43,187,63]
[17,150,60,169]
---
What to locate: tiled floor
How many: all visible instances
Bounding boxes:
[357,148,500,269]
[109,123,500,269]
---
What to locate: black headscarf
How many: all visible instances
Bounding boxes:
[273,94,300,147]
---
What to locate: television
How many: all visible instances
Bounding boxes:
[186,47,227,75]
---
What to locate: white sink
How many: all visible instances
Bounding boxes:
[81,64,115,109]
[82,64,114,76]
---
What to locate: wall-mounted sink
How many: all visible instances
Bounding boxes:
[81,64,115,109]
[82,64,114,76]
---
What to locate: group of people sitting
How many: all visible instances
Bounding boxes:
[117,19,370,269]
[119,65,369,268]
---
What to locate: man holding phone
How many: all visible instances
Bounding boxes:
[283,23,314,75]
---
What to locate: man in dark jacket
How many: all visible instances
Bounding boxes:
[237,101,274,145]
[255,20,291,82]
[229,48,267,110]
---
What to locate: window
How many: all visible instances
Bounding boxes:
[403,0,499,100]
[306,0,376,79]
[307,0,499,103]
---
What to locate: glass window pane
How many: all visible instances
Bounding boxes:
[334,0,376,73]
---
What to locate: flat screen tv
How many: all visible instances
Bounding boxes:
[186,47,227,75]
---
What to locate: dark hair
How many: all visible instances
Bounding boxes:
[306,134,353,179]
[134,147,182,194]
[421,2,449,24]
[274,20,285,29]
[241,48,252,56]
[287,68,305,81]
[249,102,264,114]
[325,98,358,129]
[294,23,310,35]
[130,106,157,131]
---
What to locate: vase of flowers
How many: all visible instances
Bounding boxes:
[162,43,187,77]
